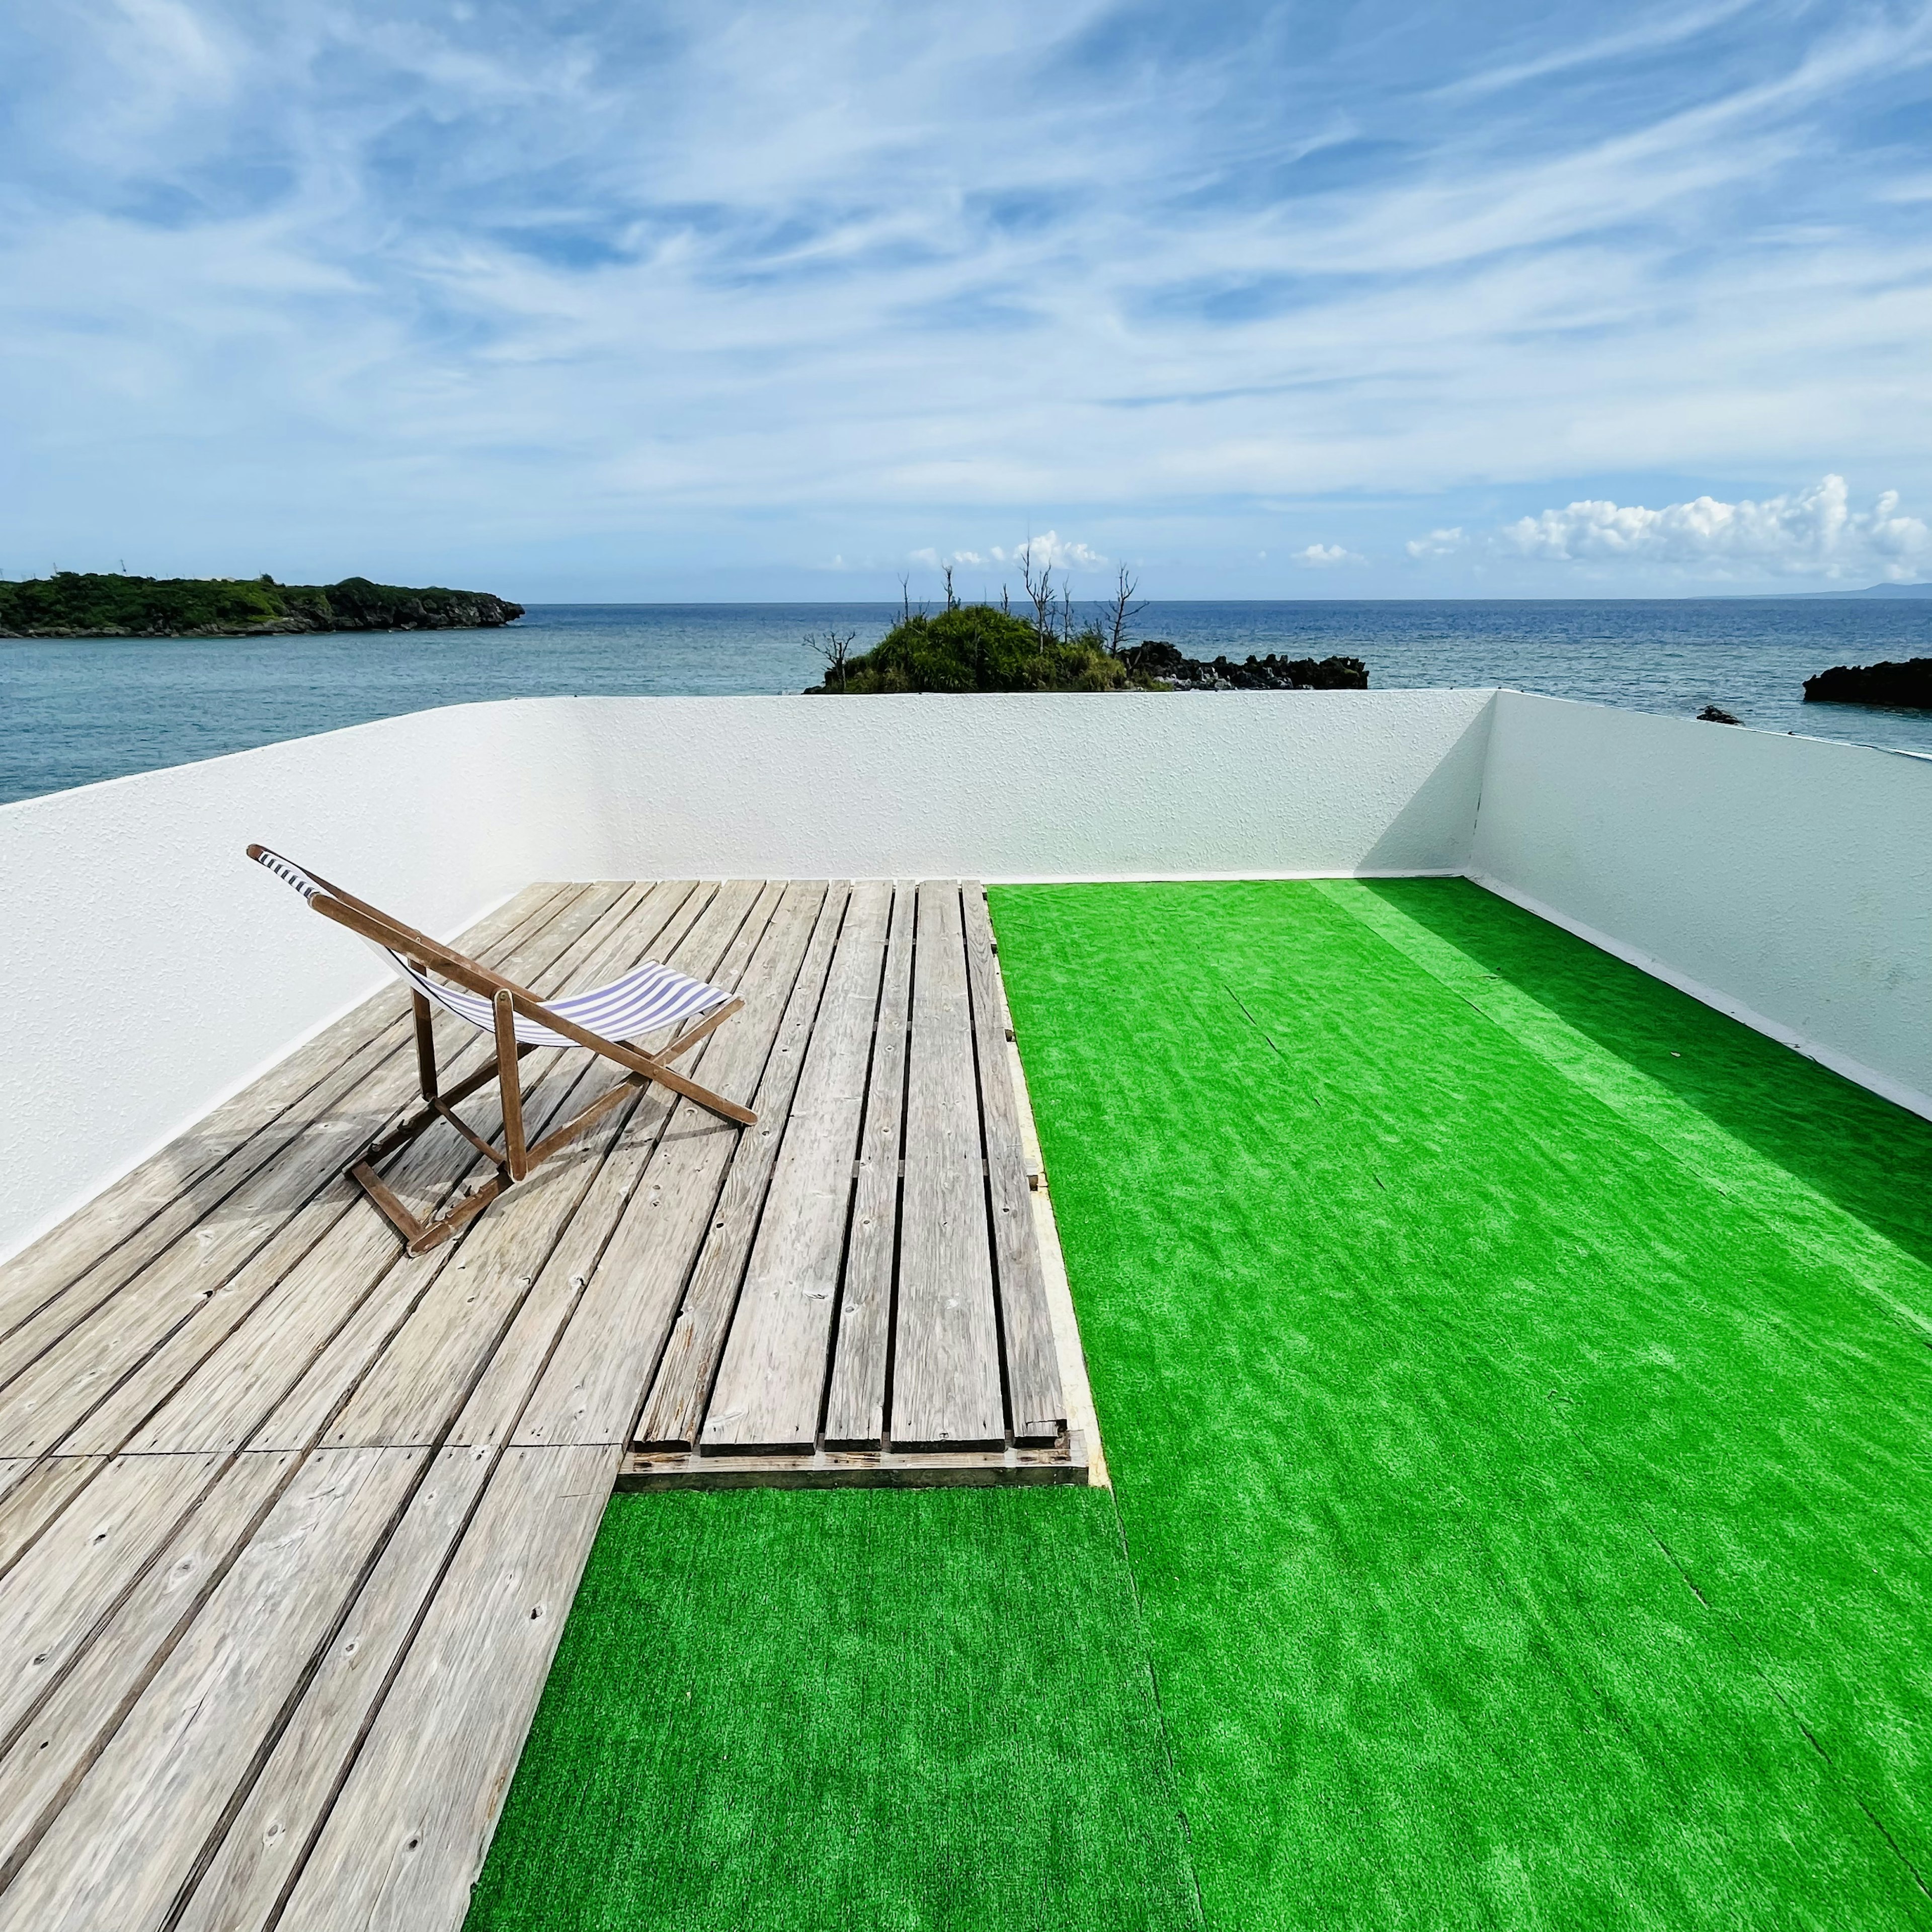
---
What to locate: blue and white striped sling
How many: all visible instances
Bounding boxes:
[251,847,731,1048]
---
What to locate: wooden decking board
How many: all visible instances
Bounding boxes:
[0,883,570,1337]
[962,888,1066,1444]
[503,880,788,1450]
[823,880,915,1449]
[892,882,1006,1452]
[0,883,617,1459]
[0,1456,103,1582]
[55,886,627,1459]
[621,1438,1089,1490]
[576,881,824,1454]
[0,1446,424,1932]
[703,881,890,1452]
[124,884,690,1459]
[0,1450,302,1896]
[273,1443,615,1932]
[0,883,578,1346]
[0,877,1085,1932]
[631,882,844,1451]
[0,1452,228,1756]
[173,1441,498,1932]
[320,881,730,1450]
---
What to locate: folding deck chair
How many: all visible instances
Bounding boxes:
[248,845,754,1255]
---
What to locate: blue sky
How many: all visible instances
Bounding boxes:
[3,0,1931,599]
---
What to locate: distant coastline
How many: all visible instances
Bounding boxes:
[0,572,524,638]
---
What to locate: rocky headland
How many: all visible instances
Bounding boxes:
[1802,657,1932,710]
[1115,640,1369,690]
[0,572,524,638]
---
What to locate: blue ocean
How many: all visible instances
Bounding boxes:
[4,598,1930,807]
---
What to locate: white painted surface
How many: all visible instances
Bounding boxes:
[8,681,1924,1259]
[0,688,1494,1257]
[1469,690,1932,1116]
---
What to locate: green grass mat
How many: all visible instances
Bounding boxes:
[464,1486,1199,1931]
[468,878,1932,1929]
[990,877,1932,1929]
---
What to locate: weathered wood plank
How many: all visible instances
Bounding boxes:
[0,884,625,1457]
[462,883,788,1448]
[891,882,1003,1452]
[0,1451,225,1756]
[0,1457,106,1583]
[119,884,703,1457]
[628,883,845,1451]
[702,882,891,1452]
[526,880,823,1453]
[822,881,915,1450]
[272,1443,616,1932]
[620,1439,1086,1490]
[172,1441,498,1932]
[962,887,1064,1444]
[0,1447,422,1932]
[0,883,571,1339]
[0,1450,299,1896]
[324,880,764,1449]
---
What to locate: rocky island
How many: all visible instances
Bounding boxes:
[803,604,1370,694]
[0,572,524,637]
[1802,657,1932,710]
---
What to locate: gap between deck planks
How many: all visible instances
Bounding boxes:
[0,877,1092,1932]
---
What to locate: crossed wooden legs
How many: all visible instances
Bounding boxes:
[351,986,749,1256]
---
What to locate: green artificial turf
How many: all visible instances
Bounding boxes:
[990,877,1932,1929]
[464,1485,1200,1932]
[468,877,1932,1930]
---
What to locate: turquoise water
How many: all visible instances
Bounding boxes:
[4,598,1930,806]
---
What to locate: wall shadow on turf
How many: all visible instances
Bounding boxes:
[1358,878,1932,1281]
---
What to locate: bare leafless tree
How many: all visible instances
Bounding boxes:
[898,575,912,626]
[942,562,959,611]
[1018,543,1055,637]
[804,626,858,692]
[1103,563,1145,657]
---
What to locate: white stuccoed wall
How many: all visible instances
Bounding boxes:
[0,687,1494,1258]
[6,682,1925,1262]
[1469,690,1932,1116]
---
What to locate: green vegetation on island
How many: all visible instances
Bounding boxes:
[806,603,1166,693]
[0,571,524,638]
[804,561,1370,693]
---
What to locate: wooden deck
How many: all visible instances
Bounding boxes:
[0,878,1087,1932]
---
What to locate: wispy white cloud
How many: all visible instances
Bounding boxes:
[1293,542,1362,567]
[1406,528,1465,558]
[3,2,1931,591]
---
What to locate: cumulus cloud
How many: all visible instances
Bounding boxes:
[913,531,1106,574]
[1406,528,1466,558]
[1293,542,1363,566]
[1493,474,1929,578]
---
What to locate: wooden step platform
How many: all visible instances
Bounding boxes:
[0,878,1088,1932]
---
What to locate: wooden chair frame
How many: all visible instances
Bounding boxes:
[250,849,753,1256]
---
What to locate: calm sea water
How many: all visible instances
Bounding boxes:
[4,598,1930,807]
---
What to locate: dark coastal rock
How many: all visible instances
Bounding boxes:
[1696,704,1741,724]
[1115,639,1369,690]
[0,571,524,638]
[1802,658,1932,710]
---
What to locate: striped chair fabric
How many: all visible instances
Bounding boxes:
[253,848,730,1048]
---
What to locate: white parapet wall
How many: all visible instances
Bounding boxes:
[1469,690,1932,1117]
[0,687,1495,1258]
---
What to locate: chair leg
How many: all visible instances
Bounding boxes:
[493,989,528,1183]
[410,984,439,1102]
